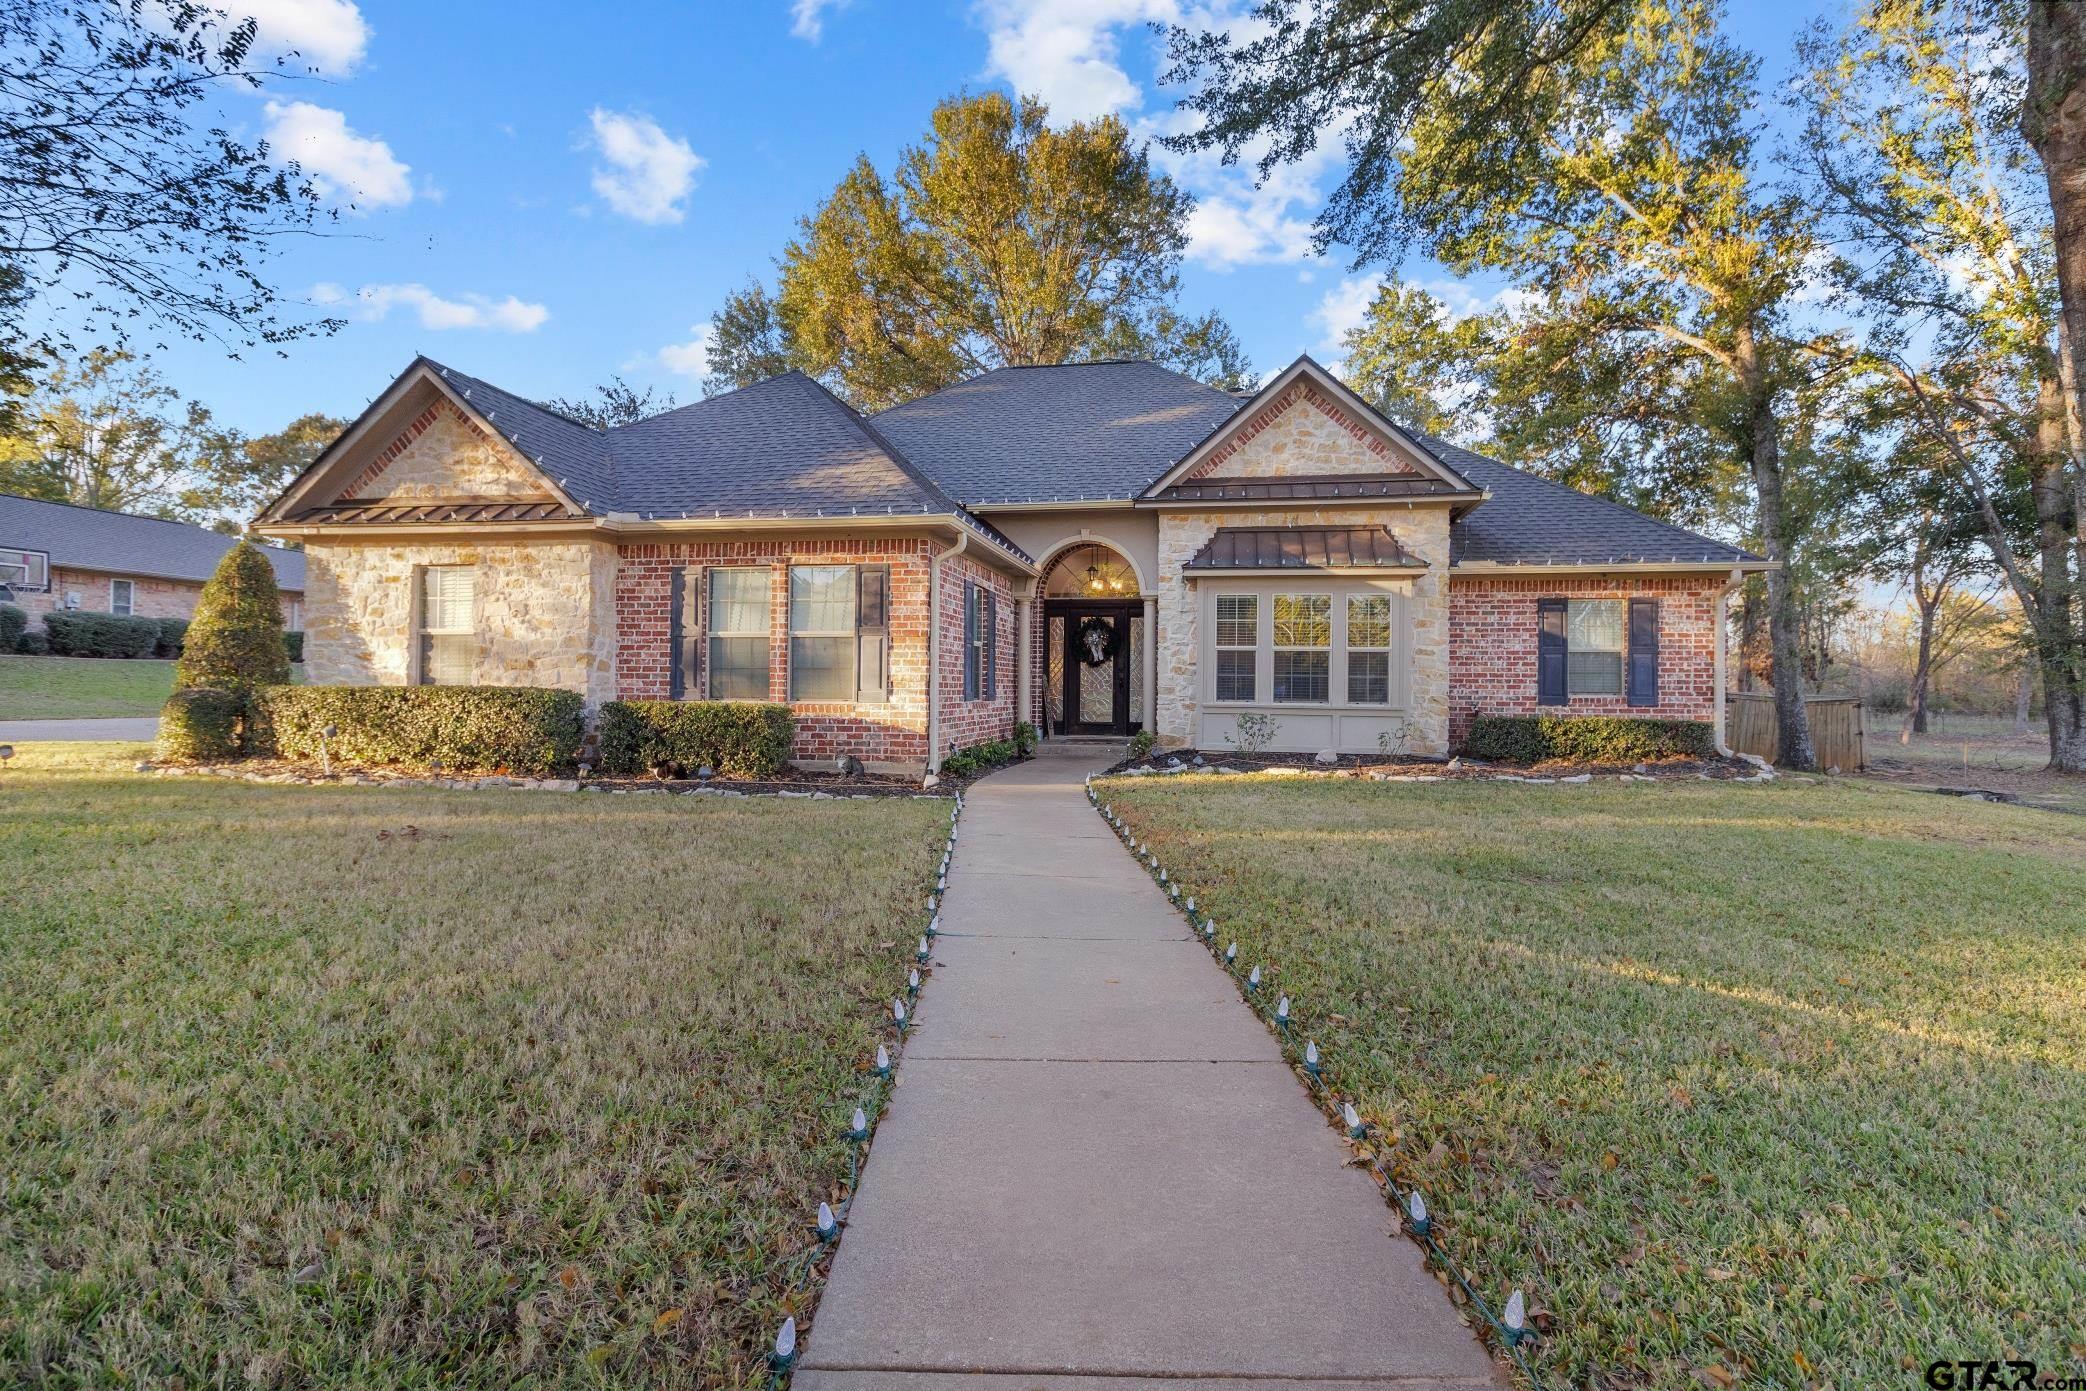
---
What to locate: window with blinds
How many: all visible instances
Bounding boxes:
[417,566,476,685]
[708,567,771,700]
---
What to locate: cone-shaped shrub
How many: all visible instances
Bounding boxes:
[175,541,289,694]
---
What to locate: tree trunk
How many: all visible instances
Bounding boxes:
[2024,1,2086,774]
[1736,331,1816,769]
[1904,596,1936,741]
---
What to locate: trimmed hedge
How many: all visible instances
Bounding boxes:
[155,688,246,763]
[177,541,288,693]
[284,630,304,663]
[941,737,1021,779]
[1462,714,1717,765]
[255,685,586,776]
[0,604,24,651]
[42,610,162,658]
[155,617,188,659]
[14,628,48,655]
[597,701,795,778]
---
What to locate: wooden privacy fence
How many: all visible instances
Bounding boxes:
[1727,693,1867,770]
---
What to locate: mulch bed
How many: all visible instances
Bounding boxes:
[144,755,1038,798]
[1100,747,1764,783]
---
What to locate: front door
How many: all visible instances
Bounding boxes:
[1052,600,1140,736]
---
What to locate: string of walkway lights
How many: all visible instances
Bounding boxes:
[1080,773,1549,1387]
[765,788,964,1385]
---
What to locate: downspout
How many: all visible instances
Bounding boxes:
[1713,565,1745,758]
[927,527,969,776]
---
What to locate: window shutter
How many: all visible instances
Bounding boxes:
[856,564,889,704]
[962,582,978,700]
[1537,598,1568,706]
[667,567,697,699]
[984,590,997,697]
[1627,598,1660,707]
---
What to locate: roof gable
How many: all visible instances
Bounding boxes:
[1143,356,1476,497]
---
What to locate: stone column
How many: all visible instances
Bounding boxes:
[1016,594,1034,728]
[1142,595,1158,734]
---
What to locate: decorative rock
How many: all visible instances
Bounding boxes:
[1314,749,1339,765]
[1560,773,1592,784]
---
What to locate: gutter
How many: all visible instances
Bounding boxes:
[926,529,969,776]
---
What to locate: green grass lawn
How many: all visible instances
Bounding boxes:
[0,743,944,1387]
[0,656,177,720]
[1097,771,2086,1388]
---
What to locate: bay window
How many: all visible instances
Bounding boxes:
[1346,595,1392,704]
[1272,594,1331,703]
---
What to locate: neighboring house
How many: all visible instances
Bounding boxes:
[256,354,1765,772]
[1,493,307,633]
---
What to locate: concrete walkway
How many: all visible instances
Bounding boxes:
[0,716,157,742]
[798,757,1501,1390]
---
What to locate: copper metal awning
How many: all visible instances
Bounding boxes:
[1181,526,1428,573]
[289,499,584,525]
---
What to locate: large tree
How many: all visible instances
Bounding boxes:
[1172,0,1829,766]
[1795,0,2084,770]
[0,0,338,366]
[708,91,1250,409]
[0,349,218,514]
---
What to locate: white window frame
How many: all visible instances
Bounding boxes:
[706,566,773,701]
[1345,593,1393,705]
[1213,594,1258,703]
[109,578,135,616]
[0,546,50,592]
[1271,592,1333,705]
[415,565,477,686]
[789,564,858,703]
[1200,580,1412,713]
[1566,597,1625,697]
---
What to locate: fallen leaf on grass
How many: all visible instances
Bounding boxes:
[652,1309,683,1335]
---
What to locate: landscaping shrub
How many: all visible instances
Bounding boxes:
[1461,714,1717,764]
[597,700,795,778]
[1013,720,1038,757]
[14,628,48,655]
[1128,729,1156,760]
[176,542,288,693]
[941,736,1020,778]
[42,610,162,658]
[154,617,188,659]
[283,630,304,663]
[0,603,24,651]
[154,688,246,763]
[254,685,586,776]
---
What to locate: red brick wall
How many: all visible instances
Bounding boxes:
[935,549,1017,758]
[15,567,304,630]
[1448,574,1724,746]
[614,536,936,768]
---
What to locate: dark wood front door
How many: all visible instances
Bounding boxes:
[1051,599,1140,736]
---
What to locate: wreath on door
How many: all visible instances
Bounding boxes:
[1075,615,1119,667]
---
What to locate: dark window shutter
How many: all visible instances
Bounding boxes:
[963,582,979,700]
[1537,598,1568,706]
[856,564,889,704]
[984,590,997,697]
[669,566,701,700]
[1627,598,1660,707]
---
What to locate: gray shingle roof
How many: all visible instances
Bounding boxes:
[0,492,305,589]
[871,361,1244,504]
[1414,433,1762,567]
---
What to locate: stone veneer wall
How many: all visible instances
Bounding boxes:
[1447,573,1724,746]
[1184,382,1422,481]
[934,547,1017,757]
[615,536,936,769]
[303,538,617,706]
[1154,505,1452,756]
[341,400,557,502]
[13,568,302,630]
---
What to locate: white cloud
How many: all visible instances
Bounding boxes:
[231,0,371,74]
[1309,272,1384,361]
[657,325,716,378]
[976,0,1168,120]
[791,0,851,41]
[264,100,412,209]
[587,109,704,225]
[318,282,549,333]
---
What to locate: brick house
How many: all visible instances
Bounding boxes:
[1,493,306,633]
[256,354,1765,774]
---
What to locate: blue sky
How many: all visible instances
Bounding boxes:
[139,0,1834,436]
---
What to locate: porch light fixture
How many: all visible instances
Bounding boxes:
[817,1201,839,1243]
[874,1044,892,1078]
[1085,560,1103,592]
[1406,1190,1430,1237]
[1344,1103,1367,1140]
[849,1107,870,1144]
[772,1316,798,1373]
[1303,1040,1321,1079]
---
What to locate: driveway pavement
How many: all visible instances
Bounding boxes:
[798,757,1501,1390]
[0,717,157,743]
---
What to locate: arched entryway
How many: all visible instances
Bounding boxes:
[1037,541,1150,738]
